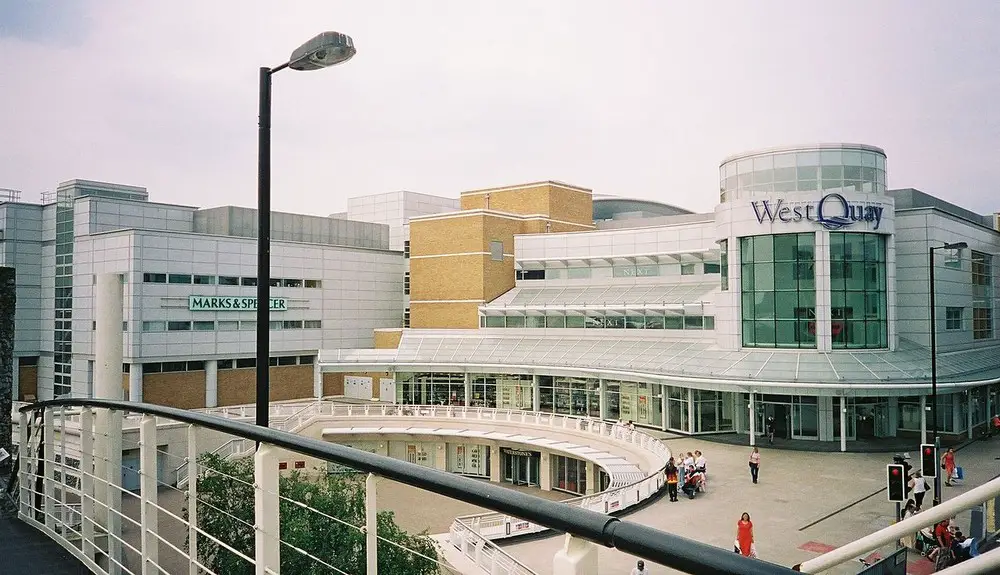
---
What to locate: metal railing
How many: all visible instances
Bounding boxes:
[15,398,799,575]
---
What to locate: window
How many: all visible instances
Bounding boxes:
[489,240,503,262]
[944,248,963,269]
[193,275,215,285]
[167,321,191,331]
[143,273,166,283]
[168,274,192,284]
[720,240,729,290]
[277,356,297,366]
[304,320,322,329]
[945,307,963,330]
[974,308,993,340]
[704,262,721,274]
[680,263,697,275]
[403,240,410,258]
[516,270,544,280]
[141,321,165,332]
[235,358,256,369]
[972,251,993,340]
[830,233,887,349]
[282,320,303,329]
[269,278,281,287]
[241,277,258,287]
[566,267,591,279]
[404,307,410,328]
[162,361,187,372]
[193,320,215,331]
[218,320,239,331]
[299,355,315,364]
[269,321,283,330]
[282,278,302,288]
[240,320,256,330]
[741,234,817,348]
[187,361,205,371]
[404,272,410,294]
[218,276,239,286]
[304,279,322,288]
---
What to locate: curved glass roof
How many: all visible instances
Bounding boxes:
[486,282,718,309]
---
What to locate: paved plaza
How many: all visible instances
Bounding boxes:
[483,434,1000,575]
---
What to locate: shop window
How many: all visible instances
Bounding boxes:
[566,267,591,279]
[703,262,721,274]
[516,270,544,280]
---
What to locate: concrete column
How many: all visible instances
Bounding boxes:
[80,408,96,561]
[94,274,124,400]
[532,375,541,412]
[920,395,928,445]
[313,359,322,398]
[840,396,848,453]
[139,415,159,573]
[11,356,18,400]
[748,393,756,447]
[436,442,447,471]
[540,453,551,491]
[365,473,378,575]
[254,444,280,575]
[464,372,471,407]
[660,385,668,431]
[552,534,598,575]
[584,461,596,495]
[489,445,501,483]
[687,388,695,433]
[205,360,218,408]
[598,378,607,420]
[186,425,198,575]
[128,364,143,403]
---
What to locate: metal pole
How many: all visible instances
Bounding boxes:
[929,246,941,506]
[257,67,272,429]
[366,473,378,575]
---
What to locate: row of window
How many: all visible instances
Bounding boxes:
[946,307,995,339]
[141,319,323,332]
[515,262,721,281]
[480,314,715,330]
[142,273,321,288]
[140,355,315,373]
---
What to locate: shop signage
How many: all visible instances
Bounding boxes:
[751,193,885,231]
[501,447,536,458]
[188,295,288,311]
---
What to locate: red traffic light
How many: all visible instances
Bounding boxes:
[924,448,932,455]
[891,468,900,476]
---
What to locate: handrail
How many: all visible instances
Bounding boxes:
[21,398,798,575]
[797,474,1000,573]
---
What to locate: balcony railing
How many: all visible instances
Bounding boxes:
[14,398,799,575]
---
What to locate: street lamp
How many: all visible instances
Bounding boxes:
[257,32,356,429]
[928,240,967,505]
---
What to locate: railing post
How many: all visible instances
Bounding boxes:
[43,408,54,531]
[552,533,598,575]
[108,409,123,575]
[17,410,28,518]
[80,407,96,560]
[254,444,280,575]
[139,414,159,574]
[366,473,378,575]
[186,424,199,575]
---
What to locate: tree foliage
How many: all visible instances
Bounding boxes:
[186,452,440,575]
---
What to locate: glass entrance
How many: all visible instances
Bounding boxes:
[501,449,540,487]
[854,399,889,439]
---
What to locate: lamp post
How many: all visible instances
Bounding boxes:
[257,32,356,429]
[928,241,967,505]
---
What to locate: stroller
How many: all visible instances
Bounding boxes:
[680,468,706,499]
[915,526,938,556]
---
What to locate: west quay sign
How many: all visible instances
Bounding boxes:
[189,296,288,312]
[750,193,886,231]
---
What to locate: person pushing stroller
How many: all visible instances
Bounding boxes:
[681,465,705,499]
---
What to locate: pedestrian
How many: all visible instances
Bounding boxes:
[748,447,760,484]
[765,416,776,443]
[630,559,651,575]
[694,450,707,475]
[900,499,918,548]
[734,512,756,558]
[682,452,695,470]
[665,457,679,502]
[908,470,928,510]
[941,447,956,486]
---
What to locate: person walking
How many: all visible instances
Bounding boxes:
[908,470,928,510]
[748,447,760,484]
[630,559,651,575]
[765,416,776,444]
[694,450,707,475]
[941,447,956,486]
[900,499,918,548]
[665,457,680,502]
[734,512,756,558]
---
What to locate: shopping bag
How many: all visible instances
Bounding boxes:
[954,466,963,480]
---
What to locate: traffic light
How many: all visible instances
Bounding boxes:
[887,464,906,502]
[920,444,937,478]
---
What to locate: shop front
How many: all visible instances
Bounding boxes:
[500,447,541,487]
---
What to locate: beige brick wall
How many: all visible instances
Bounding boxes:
[409,216,485,257]
[374,329,403,349]
[410,301,481,329]
[144,370,207,410]
[320,371,392,398]
[548,185,594,226]
[18,366,38,400]
[270,365,314,402]
[409,255,485,301]
[217,365,315,407]
[460,183,551,214]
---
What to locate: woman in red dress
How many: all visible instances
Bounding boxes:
[735,512,755,557]
[942,447,956,486]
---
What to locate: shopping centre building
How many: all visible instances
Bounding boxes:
[3,143,999,446]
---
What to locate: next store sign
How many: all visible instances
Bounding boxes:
[189,296,288,312]
[751,192,886,231]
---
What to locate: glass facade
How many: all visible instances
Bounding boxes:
[481,312,714,330]
[740,233,816,348]
[972,251,994,340]
[605,381,662,427]
[538,376,598,417]
[551,455,588,495]
[53,190,75,397]
[720,239,729,291]
[720,147,887,200]
[830,233,888,349]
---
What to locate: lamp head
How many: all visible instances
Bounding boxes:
[289,31,356,71]
[942,241,968,250]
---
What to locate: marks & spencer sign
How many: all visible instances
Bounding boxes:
[189,296,287,312]
[751,193,886,231]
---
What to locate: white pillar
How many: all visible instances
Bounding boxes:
[748,393,756,447]
[464,372,471,407]
[254,444,280,575]
[840,397,848,453]
[94,274,124,401]
[489,445,501,483]
[533,375,541,412]
[107,409,124,575]
[129,364,143,403]
[313,359,322,398]
[205,360,218,408]
[365,473,378,575]
[552,534,598,575]
[660,385,668,431]
[920,395,928,445]
[687,388,695,433]
[540,453,551,491]
[598,378,607,420]
[139,415,159,574]
[186,425,198,575]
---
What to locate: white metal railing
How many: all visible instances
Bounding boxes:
[798,474,1000,573]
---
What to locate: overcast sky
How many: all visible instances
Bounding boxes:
[1,0,997,216]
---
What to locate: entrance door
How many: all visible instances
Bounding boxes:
[502,452,539,486]
[757,403,791,439]
[379,378,396,403]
